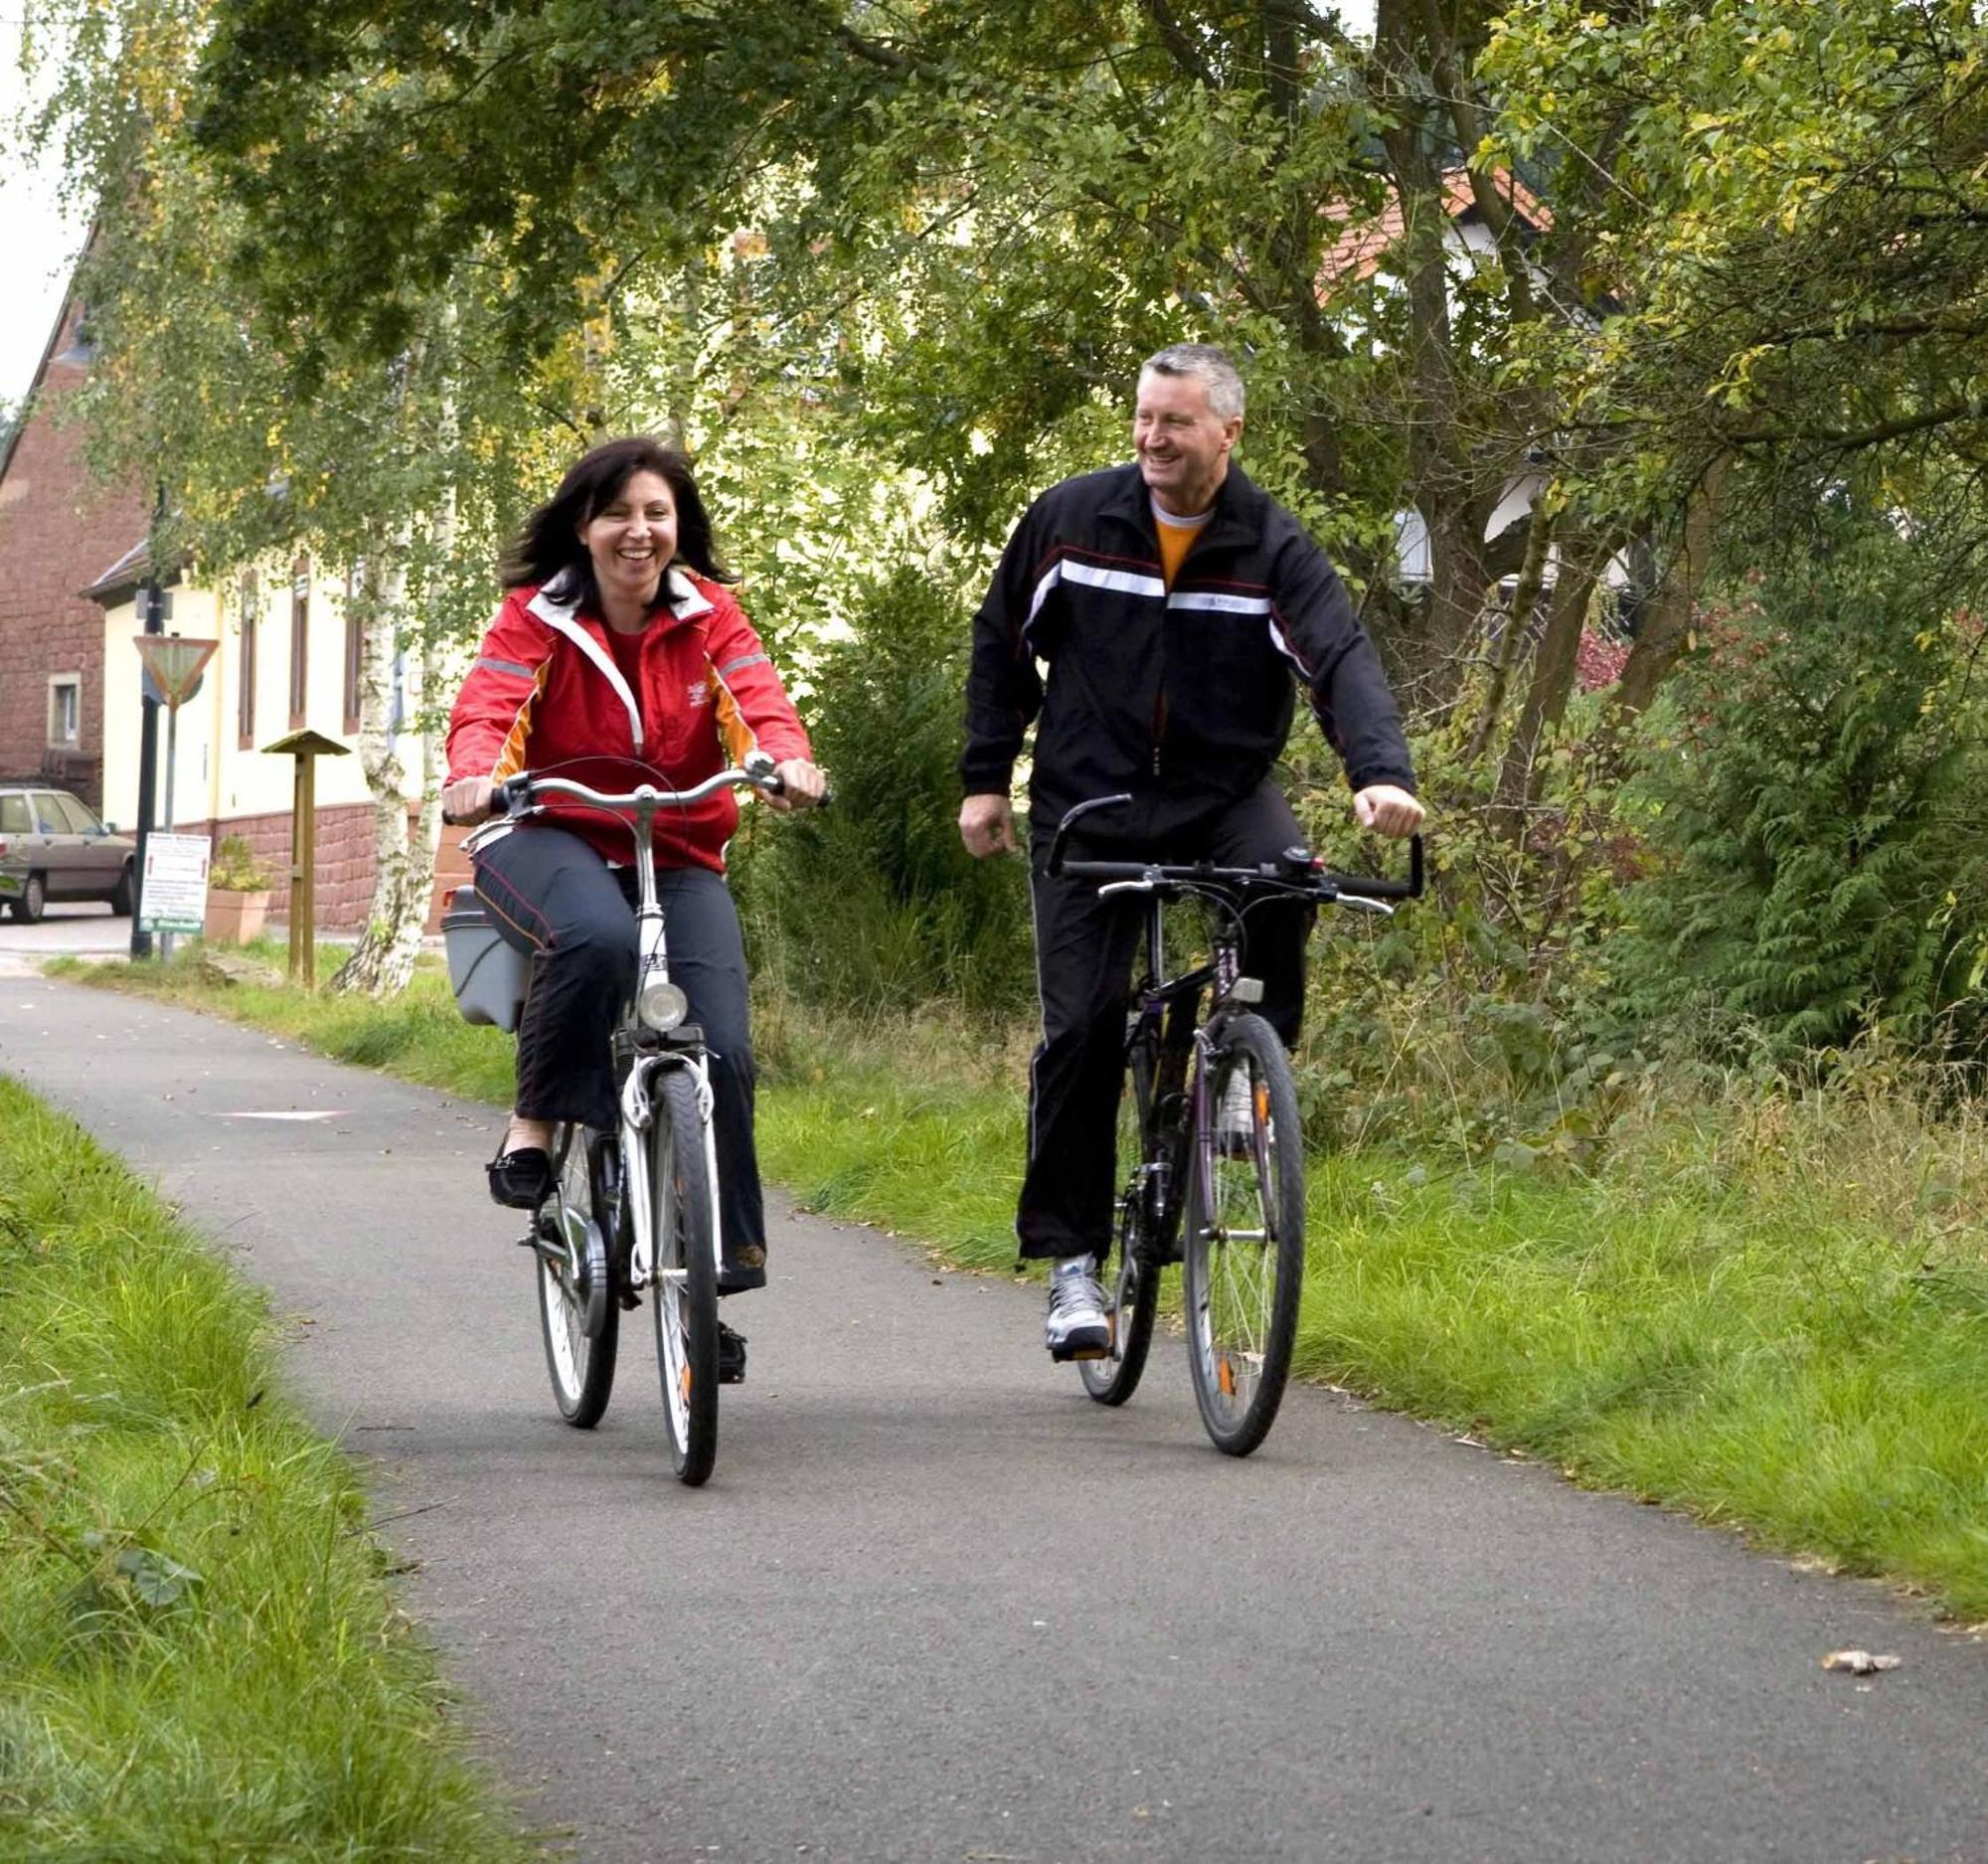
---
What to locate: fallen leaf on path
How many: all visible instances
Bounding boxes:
[1822,1649,1902,1674]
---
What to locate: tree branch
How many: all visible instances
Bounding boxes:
[1727,394,1988,451]
[1137,0,1218,89]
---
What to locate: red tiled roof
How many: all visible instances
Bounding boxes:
[1320,166,1552,293]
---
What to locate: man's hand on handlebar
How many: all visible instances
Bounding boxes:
[760,758,828,813]
[441,775,499,825]
[1353,783,1424,839]
[959,792,1019,859]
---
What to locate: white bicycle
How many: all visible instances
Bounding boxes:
[450,754,785,1485]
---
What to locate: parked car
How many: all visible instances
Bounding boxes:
[0,784,136,922]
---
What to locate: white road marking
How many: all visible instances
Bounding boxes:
[219,1109,351,1121]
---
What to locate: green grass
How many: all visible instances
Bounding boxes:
[0,1073,536,1861]
[50,945,1988,1618]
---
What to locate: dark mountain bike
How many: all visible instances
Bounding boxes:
[1048,794,1423,1456]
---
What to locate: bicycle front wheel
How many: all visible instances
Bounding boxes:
[650,1067,720,1485]
[537,1125,620,1428]
[1183,1015,1305,1456]
[1079,1026,1161,1406]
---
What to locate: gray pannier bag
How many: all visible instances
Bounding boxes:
[441,886,530,1032]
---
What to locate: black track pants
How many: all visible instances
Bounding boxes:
[472,823,768,1289]
[1016,782,1313,1263]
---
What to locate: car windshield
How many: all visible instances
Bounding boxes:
[0,794,28,835]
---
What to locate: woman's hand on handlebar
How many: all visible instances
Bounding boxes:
[1353,783,1424,838]
[441,775,499,825]
[761,758,828,813]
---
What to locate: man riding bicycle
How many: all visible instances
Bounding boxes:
[957,343,1424,1362]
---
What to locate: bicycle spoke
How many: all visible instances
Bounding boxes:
[536,1124,618,1428]
[1184,1019,1306,1455]
[1079,1027,1161,1405]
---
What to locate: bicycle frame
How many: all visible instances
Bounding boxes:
[1119,893,1258,1265]
[1063,791,1424,1269]
[465,758,779,1292]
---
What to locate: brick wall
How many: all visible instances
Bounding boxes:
[0,301,152,815]
[185,803,473,932]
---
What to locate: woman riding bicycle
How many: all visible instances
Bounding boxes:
[441,437,825,1341]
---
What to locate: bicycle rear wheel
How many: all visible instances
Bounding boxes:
[650,1067,720,1485]
[536,1125,619,1428]
[1079,1026,1161,1406]
[1182,1015,1305,1456]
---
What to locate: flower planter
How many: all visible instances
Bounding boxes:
[204,888,270,945]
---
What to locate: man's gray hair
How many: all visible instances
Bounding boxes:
[1140,344,1245,421]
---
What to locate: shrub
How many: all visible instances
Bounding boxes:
[1610,515,1988,1069]
[733,565,1035,1016]
[209,835,272,892]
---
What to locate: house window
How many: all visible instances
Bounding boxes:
[239,571,259,748]
[288,553,310,729]
[342,564,364,734]
[47,676,81,749]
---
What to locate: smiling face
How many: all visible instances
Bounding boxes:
[1133,368,1242,516]
[578,468,678,620]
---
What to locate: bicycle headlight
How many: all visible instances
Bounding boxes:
[637,975,689,1033]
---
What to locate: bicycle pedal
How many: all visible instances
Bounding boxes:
[1048,1337,1111,1363]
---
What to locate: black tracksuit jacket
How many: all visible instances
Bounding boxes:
[959,461,1415,844]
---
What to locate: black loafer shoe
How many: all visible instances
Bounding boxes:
[486,1147,553,1210]
[718,1321,747,1385]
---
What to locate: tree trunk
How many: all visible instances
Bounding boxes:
[1466,492,1558,761]
[1494,536,1601,827]
[1607,454,1730,719]
[331,548,422,996]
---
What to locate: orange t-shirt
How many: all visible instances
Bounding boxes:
[1153,499,1211,589]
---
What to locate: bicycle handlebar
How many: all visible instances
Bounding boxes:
[457,755,790,855]
[1045,791,1424,904]
[495,756,783,817]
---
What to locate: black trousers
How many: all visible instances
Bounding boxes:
[472,823,768,1290]
[1018,782,1313,1263]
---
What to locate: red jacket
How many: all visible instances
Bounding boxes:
[445,569,811,872]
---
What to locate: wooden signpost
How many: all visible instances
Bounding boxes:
[261,729,350,989]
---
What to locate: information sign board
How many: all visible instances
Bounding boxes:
[138,833,212,935]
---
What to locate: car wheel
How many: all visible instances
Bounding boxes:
[14,873,46,924]
[110,862,134,917]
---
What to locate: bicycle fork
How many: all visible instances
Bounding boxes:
[621,1051,723,1291]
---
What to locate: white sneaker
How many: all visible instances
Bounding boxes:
[1216,1070,1258,1156]
[1045,1265,1111,1361]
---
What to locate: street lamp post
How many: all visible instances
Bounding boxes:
[132,635,218,960]
[129,577,164,959]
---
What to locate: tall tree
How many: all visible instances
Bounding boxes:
[165,1,1602,710]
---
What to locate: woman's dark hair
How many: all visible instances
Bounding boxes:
[499,435,735,609]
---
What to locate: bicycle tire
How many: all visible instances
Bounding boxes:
[537,1124,619,1428]
[1182,1014,1305,1456]
[1079,1026,1161,1406]
[650,1067,720,1485]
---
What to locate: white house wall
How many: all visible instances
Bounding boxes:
[98,557,416,838]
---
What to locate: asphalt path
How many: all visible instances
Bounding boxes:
[4,972,1986,1864]
[0,899,136,973]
